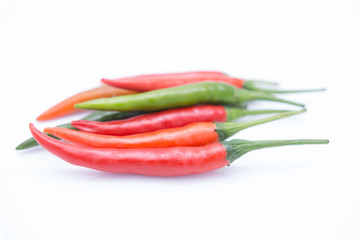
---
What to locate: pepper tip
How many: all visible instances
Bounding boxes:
[73,103,82,109]
[101,78,110,85]
[36,116,44,121]
[28,123,36,136]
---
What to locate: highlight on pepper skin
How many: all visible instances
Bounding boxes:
[29,123,329,177]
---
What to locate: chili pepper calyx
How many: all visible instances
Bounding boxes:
[224,107,291,121]
[243,80,326,94]
[222,139,329,164]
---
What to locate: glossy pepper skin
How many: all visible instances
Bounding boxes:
[125,71,228,79]
[75,82,304,112]
[44,110,304,148]
[101,71,324,93]
[37,85,137,121]
[30,124,329,177]
[101,71,244,91]
[15,110,143,150]
[71,105,289,136]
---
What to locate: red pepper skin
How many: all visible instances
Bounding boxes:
[101,72,244,92]
[44,122,219,148]
[71,105,227,136]
[47,110,304,148]
[133,71,227,78]
[30,123,229,176]
[101,71,324,94]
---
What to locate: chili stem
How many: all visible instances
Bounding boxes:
[243,80,325,93]
[237,89,305,107]
[224,139,329,163]
[216,109,306,140]
[224,107,290,121]
[246,80,279,86]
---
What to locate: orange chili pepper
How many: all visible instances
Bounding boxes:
[36,85,137,121]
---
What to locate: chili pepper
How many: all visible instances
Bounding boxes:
[74,82,305,112]
[15,110,143,150]
[101,71,267,91]
[101,71,324,93]
[30,123,329,176]
[131,71,228,78]
[44,110,304,148]
[71,105,290,136]
[36,85,137,121]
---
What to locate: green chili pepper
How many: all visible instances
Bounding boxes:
[15,110,142,150]
[75,82,304,112]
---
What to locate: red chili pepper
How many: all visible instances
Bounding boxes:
[71,105,289,136]
[101,71,245,91]
[132,71,227,78]
[44,110,304,148]
[101,71,324,93]
[30,123,328,176]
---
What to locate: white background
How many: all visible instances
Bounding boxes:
[1,1,359,239]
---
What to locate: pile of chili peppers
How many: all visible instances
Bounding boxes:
[18,71,329,177]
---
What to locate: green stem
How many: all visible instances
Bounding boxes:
[215,109,306,140]
[223,139,329,163]
[243,80,326,94]
[224,107,291,121]
[245,80,279,86]
[236,89,305,107]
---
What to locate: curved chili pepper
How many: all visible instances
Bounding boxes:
[131,71,228,78]
[101,71,324,93]
[44,110,304,148]
[30,123,329,176]
[101,71,244,90]
[36,85,137,121]
[71,105,290,136]
[75,82,305,112]
[15,110,143,150]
